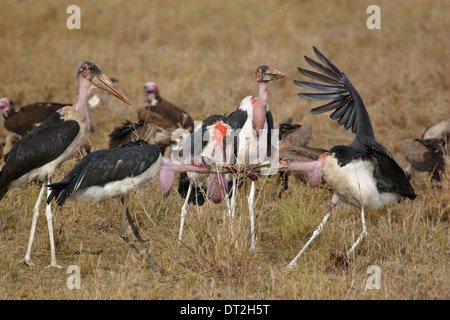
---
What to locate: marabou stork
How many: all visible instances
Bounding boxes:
[170,114,231,243]
[137,82,195,133]
[226,65,285,250]
[285,47,416,267]
[46,140,161,271]
[0,61,130,267]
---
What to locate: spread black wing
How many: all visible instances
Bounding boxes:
[294,47,375,150]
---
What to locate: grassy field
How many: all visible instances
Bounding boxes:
[0,0,448,300]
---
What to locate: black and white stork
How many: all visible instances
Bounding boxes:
[226,65,285,250]
[169,114,231,242]
[46,140,161,271]
[137,81,195,133]
[285,47,417,267]
[0,61,130,267]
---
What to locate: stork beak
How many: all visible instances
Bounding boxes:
[261,68,286,82]
[90,71,131,105]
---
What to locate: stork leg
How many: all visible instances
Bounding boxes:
[23,181,47,266]
[229,176,237,219]
[346,203,367,258]
[387,206,392,234]
[119,199,141,254]
[248,180,256,251]
[227,175,238,245]
[178,181,193,243]
[124,206,160,271]
[44,177,62,268]
[119,198,129,241]
[120,196,160,271]
[287,203,335,268]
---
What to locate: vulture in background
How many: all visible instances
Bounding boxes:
[108,120,173,153]
[402,119,449,182]
[137,81,195,132]
[0,98,69,136]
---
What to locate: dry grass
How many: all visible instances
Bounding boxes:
[0,0,449,300]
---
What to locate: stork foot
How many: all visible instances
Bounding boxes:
[286,261,297,269]
[45,263,63,269]
[21,258,35,267]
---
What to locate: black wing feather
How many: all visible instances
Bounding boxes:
[297,68,341,86]
[309,97,350,115]
[298,92,346,101]
[293,80,342,92]
[295,47,375,143]
[304,55,340,79]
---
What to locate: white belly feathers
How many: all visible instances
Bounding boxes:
[323,156,401,209]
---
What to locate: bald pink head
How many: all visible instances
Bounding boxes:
[144,82,159,104]
[0,97,12,120]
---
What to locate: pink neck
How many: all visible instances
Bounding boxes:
[252,81,269,136]
[281,157,326,187]
[159,157,212,196]
[74,76,94,132]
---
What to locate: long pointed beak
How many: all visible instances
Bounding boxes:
[91,72,131,105]
[262,68,286,81]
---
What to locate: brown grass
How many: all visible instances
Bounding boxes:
[0,0,449,300]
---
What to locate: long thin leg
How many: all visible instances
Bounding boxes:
[346,204,367,258]
[23,181,47,266]
[178,181,193,242]
[227,175,237,244]
[119,201,141,255]
[119,198,129,241]
[287,204,334,268]
[45,177,62,268]
[248,180,256,251]
[120,196,160,271]
[230,176,237,219]
[387,206,392,235]
[124,205,160,271]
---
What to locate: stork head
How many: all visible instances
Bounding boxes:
[0,97,13,120]
[76,60,130,105]
[144,82,159,105]
[255,65,285,82]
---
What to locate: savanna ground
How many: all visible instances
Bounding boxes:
[0,0,448,300]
